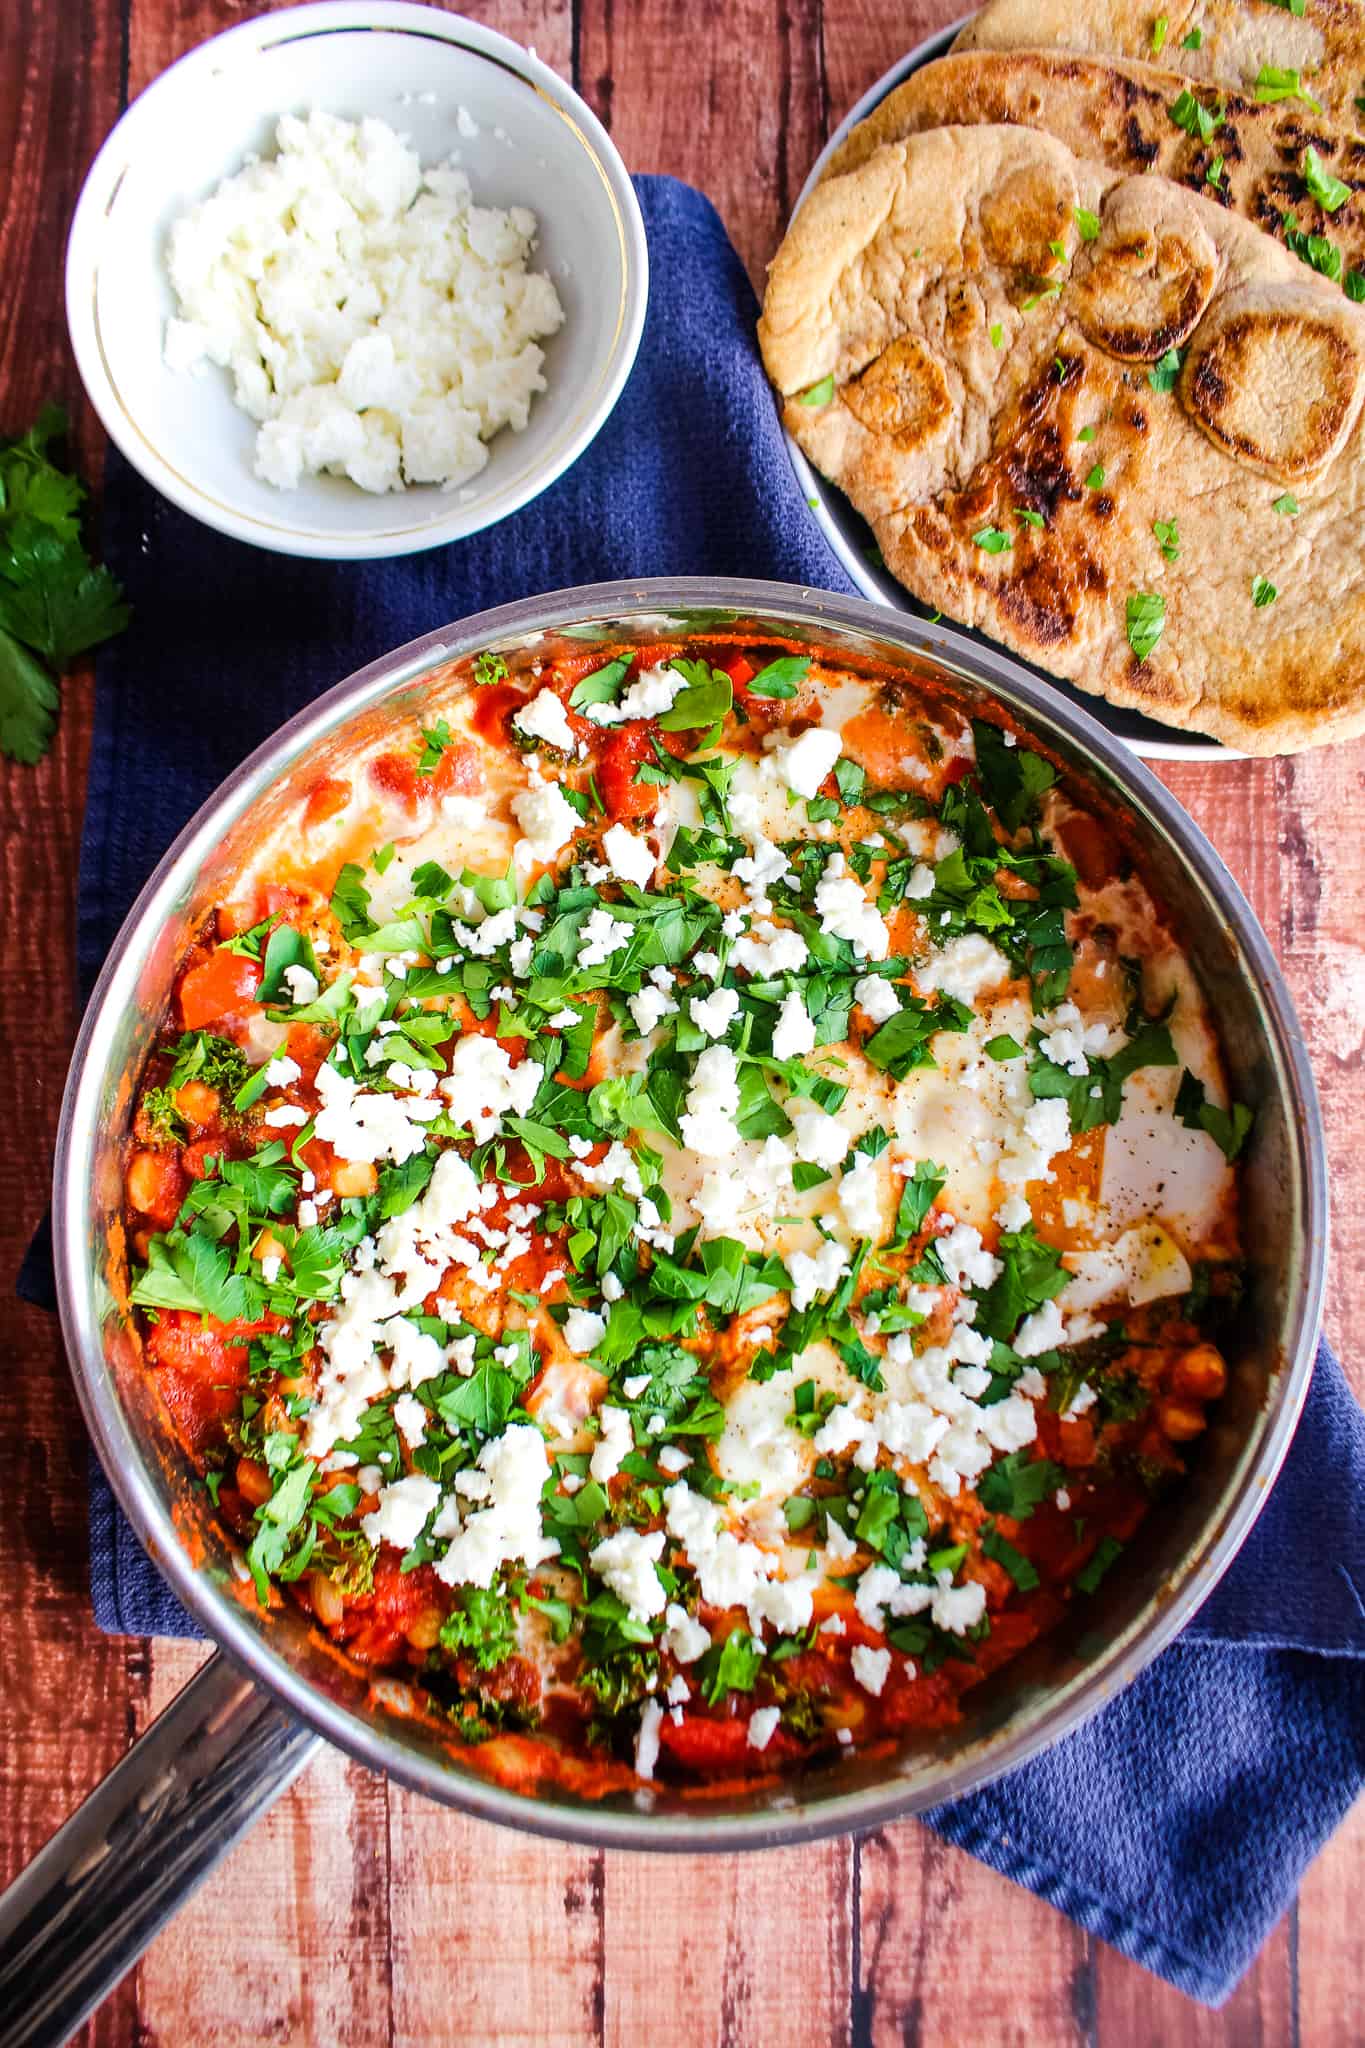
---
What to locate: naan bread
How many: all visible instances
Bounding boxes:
[954,0,1365,133]
[822,50,1365,294]
[758,125,1365,753]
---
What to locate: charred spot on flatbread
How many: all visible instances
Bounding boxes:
[1073,183,1218,362]
[1182,285,1365,480]
[841,336,953,448]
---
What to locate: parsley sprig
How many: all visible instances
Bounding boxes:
[0,406,129,762]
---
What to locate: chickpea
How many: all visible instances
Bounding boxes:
[252,1227,286,1266]
[310,1573,345,1629]
[173,1079,220,1126]
[1171,1344,1227,1402]
[406,1607,445,1652]
[1157,1397,1208,1443]
[236,1457,273,1506]
[125,1150,166,1216]
[332,1161,377,1198]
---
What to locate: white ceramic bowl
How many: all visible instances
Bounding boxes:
[65,1,648,559]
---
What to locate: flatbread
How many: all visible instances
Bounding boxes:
[758,124,1365,753]
[821,50,1365,297]
[954,0,1365,134]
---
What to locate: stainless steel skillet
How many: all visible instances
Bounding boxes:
[0,580,1326,2047]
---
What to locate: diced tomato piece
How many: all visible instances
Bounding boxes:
[283,1022,335,1075]
[182,1137,227,1180]
[469,682,523,746]
[369,749,423,811]
[596,726,661,821]
[178,948,262,1029]
[721,654,757,691]
[334,1555,446,1664]
[658,1711,801,1773]
[144,1310,273,1454]
[431,737,485,798]
[301,776,351,830]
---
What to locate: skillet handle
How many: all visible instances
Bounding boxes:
[0,1651,319,2048]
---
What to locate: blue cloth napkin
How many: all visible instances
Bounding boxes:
[22,174,1363,2005]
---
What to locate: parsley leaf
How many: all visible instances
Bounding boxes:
[1168,88,1224,142]
[658,658,732,732]
[1281,212,1343,281]
[1273,493,1300,516]
[1255,66,1321,110]
[1302,146,1352,213]
[978,1450,1066,1521]
[1074,206,1101,242]
[973,1225,1069,1342]
[1126,591,1166,662]
[746,654,811,699]
[1146,347,1183,394]
[973,720,1057,832]
[1251,574,1278,608]
[1174,1070,1254,1160]
[415,718,454,775]
[972,526,1014,554]
[1152,517,1181,563]
[0,407,129,761]
[568,658,631,712]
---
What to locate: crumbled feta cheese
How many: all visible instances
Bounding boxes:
[772,989,817,1060]
[918,933,1010,1006]
[679,1045,743,1158]
[602,822,657,890]
[392,1392,428,1447]
[362,1473,440,1552]
[513,688,576,755]
[512,779,579,864]
[1013,1298,1065,1357]
[263,1104,310,1129]
[590,1403,633,1483]
[663,1601,711,1663]
[438,1034,540,1143]
[995,1192,1033,1232]
[767,726,841,798]
[851,1644,893,1697]
[689,986,740,1040]
[283,965,319,1005]
[789,1105,848,1171]
[165,111,564,496]
[814,853,889,959]
[583,661,685,727]
[629,982,678,1035]
[313,1059,439,1164]
[578,908,633,969]
[564,1307,606,1355]
[854,975,901,1024]
[747,1705,781,1752]
[838,1153,883,1240]
[590,1526,667,1623]
[787,1238,851,1312]
[433,1424,557,1587]
[263,1054,302,1086]
[634,1695,664,1779]
[731,920,809,976]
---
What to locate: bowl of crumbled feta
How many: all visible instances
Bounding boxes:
[65,2,648,558]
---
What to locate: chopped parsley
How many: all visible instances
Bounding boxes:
[796,374,835,407]
[1302,146,1351,213]
[1251,575,1278,608]
[1126,591,1166,662]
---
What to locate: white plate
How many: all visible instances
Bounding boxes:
[781,19,1232,763]
[66,2,648,560]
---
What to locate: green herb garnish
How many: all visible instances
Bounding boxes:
[0,405,129,762]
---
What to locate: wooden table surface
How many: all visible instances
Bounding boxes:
[3,0,1363,2041]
